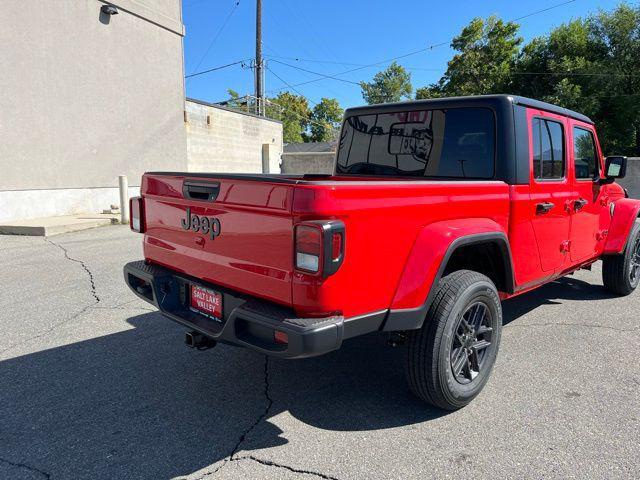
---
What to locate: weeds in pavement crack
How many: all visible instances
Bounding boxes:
[0,457,50,479]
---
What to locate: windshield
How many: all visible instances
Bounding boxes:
[335,107,495,179]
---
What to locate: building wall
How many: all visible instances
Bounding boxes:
[617,158,640,199]
[186,100,283,174]
[0,0,186,221]
[280,153,335,174]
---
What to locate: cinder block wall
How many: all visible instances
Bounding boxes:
[280,153,335,174]
[186,100,283,174]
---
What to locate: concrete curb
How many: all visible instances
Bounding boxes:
[0,215,119,237]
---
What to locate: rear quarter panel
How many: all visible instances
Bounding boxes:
[291,181,510,317]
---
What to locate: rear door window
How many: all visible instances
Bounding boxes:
[336,107,495,179]
[532,118,564,180]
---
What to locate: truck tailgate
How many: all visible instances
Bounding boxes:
[141,173,296,306]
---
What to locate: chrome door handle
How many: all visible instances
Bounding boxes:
[536,201,555,214]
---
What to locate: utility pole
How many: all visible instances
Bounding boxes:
[255,0,264,116]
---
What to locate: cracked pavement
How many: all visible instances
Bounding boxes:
[0,226,639,479]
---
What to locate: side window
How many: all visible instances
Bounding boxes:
[532,118,564,180]
[573,127,598,180]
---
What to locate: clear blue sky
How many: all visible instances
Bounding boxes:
[183,0,623,109]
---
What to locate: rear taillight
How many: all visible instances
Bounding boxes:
[130,196,144,233]
[294,220,345,276]
[295,225,322,272]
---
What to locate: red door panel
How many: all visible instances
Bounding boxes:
[568,123,607,263]
[526,109,572,272]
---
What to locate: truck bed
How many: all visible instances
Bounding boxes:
[141,172,511,317]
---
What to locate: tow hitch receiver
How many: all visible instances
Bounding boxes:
[185,331,217,350]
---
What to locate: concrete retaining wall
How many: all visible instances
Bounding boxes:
[186,100,283,174]
[280,153,335,174]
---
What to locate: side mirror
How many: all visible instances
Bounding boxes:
[600,156,627,184]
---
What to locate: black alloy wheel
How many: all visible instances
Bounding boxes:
[450,302,494,384]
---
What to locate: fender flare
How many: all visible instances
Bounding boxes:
[603,198,640,254]
[382,219,514,332]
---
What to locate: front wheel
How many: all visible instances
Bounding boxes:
[406,270,502,410]
[602,221,640,296]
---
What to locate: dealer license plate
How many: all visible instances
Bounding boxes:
[190,284,223,321]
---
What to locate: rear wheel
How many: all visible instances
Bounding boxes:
[406,270,502,410]
[603,221,640,296]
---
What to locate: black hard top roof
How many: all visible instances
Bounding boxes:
[344,94,593,125]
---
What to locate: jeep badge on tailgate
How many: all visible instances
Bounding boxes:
[181,207,221,240]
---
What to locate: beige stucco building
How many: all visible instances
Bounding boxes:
[0,0,188,222]
[0,1,284,224]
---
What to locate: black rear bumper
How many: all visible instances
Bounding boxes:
[123,261,385,359]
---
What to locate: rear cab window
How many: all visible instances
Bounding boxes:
[336,107,495,179]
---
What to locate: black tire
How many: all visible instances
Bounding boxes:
[603,221,640,296]
[406,270,502,410]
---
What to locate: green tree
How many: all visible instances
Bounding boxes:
[360,61,413,104]
[416,5,640,154]
[415,86,445,100]
[587,4,640,155]
[512,19,596,108]
[513,5,640,155]
[266,92,311,144]
[421,16,521,98]
[309,98,344,142]
[226,89,254,113]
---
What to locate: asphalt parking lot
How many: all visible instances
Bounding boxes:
[1,225,638,479]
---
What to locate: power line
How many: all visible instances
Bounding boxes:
[265,55,374,67]
[265,55,445,69]
[185,59,249,79]
[510,0,577,22]
[209,89,324,126]
[508,71,640,78]
[265,64,318,105]
[269,59,361,85]
[187,1,241,79]
[265,66,340,134]
[266,0,579,93]
[265,56,640,79]
[270,103,324,127]
[265,97,327,128]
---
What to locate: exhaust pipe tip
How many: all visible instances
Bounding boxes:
[185,331,216,350]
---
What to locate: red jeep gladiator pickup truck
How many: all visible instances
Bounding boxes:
[124,95,639,410]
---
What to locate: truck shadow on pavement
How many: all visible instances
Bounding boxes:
[0,275,612,479]
[0,312,440,479]
[501,274,617,326]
